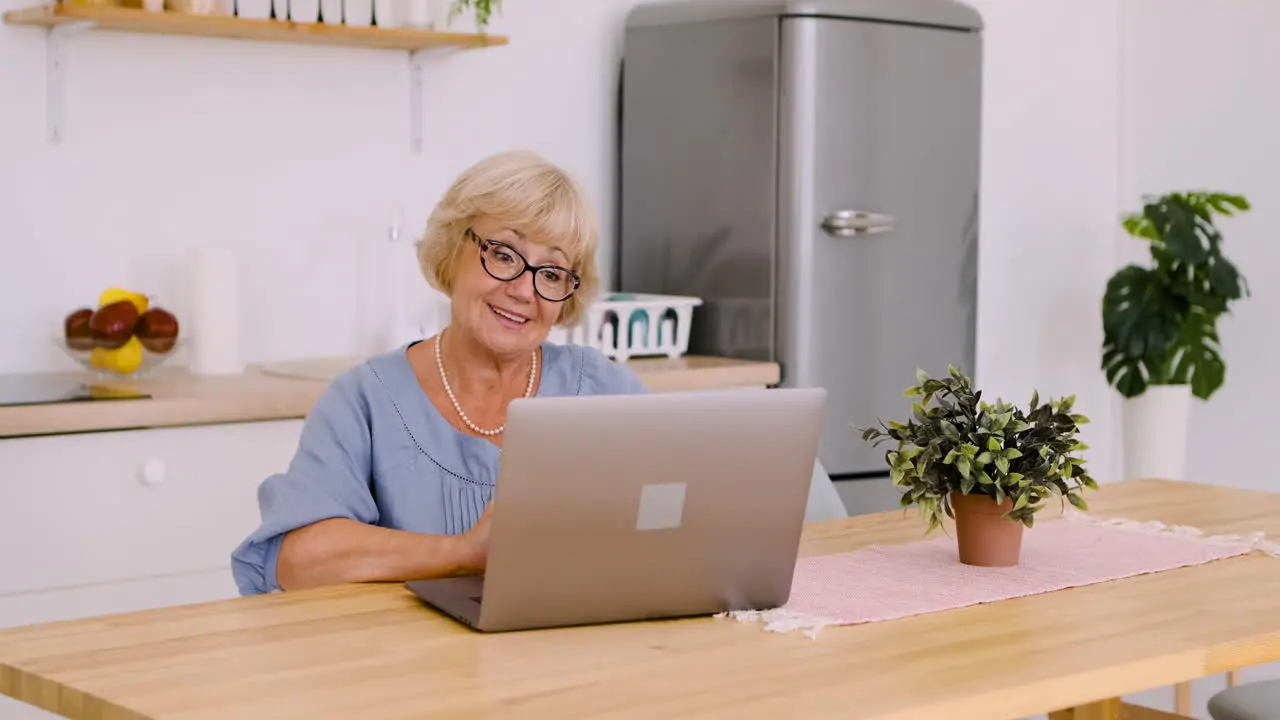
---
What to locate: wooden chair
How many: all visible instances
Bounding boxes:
[804,459,848,522]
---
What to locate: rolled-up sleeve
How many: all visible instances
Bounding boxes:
[230,372,380,595]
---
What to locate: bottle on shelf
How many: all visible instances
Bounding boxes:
[237,0,271,20]
[344,0,373,26]
[320,0,341,24]
[290,0,319,22]
[373,0,401,28]
[427,0,450,28]
[403,0,427,27]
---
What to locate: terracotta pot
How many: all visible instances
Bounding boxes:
[950,491,1024,567]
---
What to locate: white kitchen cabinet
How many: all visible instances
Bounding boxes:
[0,420,302,627]
[835,476,903,517]
[0,569,238,630]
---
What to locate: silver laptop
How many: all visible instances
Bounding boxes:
[405,386,827,633]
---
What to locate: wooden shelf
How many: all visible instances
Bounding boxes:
[3,2,507,150]
[1,3,508,51]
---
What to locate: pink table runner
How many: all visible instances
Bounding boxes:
[722,510,1280,637]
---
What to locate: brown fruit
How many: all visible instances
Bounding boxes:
[136,307,179,353]
[89,300,140,350]
[64,307,95,351]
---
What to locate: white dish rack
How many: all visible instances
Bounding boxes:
[547,293,703,361]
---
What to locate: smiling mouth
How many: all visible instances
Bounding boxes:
[490,303,530,326]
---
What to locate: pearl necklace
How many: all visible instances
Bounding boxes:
[434,331,537,437]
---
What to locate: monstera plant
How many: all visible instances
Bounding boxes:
[1101,191,1251,400]
[1102,191,1252,481]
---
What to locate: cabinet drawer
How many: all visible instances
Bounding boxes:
[0,568,238,630]
[0,420,302,596]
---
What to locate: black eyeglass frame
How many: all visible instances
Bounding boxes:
[466,228,581,303]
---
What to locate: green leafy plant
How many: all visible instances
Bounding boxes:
[1101,191,1251,399]
[860,367,1097,531]
[449,0,501,33]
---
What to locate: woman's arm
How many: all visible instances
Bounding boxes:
[230,369,485,594]
[276,517,485,590]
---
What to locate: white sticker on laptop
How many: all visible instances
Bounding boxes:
[636,482,686,531]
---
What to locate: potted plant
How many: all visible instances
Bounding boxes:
[444,0,500,33]
[1101,191,1251,481]
[860,367,1097,567]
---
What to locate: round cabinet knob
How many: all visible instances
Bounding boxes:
[140,458,167,486]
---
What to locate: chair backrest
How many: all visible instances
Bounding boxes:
[805,458,849,522]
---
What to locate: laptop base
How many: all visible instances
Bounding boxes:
[406,576,484,629]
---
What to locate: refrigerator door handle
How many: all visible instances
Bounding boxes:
[820,210,896,237]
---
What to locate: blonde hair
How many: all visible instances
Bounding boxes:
[417,150,600,327]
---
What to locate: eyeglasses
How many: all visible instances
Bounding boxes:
[467,228,581,303]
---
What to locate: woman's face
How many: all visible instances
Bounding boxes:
[450,217,574,359]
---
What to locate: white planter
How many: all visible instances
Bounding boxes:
[427,0,451,27]
[1122,384,1192,481]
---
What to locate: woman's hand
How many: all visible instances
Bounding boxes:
[455,502,493,575]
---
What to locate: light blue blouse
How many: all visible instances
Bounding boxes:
[229,341,649,596]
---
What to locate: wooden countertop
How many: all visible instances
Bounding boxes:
[0,354,780,438]
[1,479,1278,719]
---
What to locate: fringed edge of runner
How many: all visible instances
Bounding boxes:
[1062,508,1280,557]
[714,608,839,638]
[719,507,1278,639]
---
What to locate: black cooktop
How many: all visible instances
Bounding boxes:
[0,374,151,407]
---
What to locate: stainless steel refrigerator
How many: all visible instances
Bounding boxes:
[617,0,982,480]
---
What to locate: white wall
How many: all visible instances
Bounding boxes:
[1116,2,1280,716]
[0,0,636,370]
[0,0,1129,486]
[964,0,1122,486]
[1121,0,1280,494]
[0,0,1276,717]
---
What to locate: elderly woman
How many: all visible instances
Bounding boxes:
[230,151,647,595]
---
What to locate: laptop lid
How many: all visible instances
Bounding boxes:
[473,386,827,632]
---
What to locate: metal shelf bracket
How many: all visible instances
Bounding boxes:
[407,47,464,156]
[409,49,423,155]
[46,19,94,144]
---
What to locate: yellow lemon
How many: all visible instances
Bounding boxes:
[98,287,149,314]
[111,336,145,374]
[89,346,114,370]
[89,336,145,375]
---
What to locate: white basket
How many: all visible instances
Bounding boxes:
[547,293,703,361]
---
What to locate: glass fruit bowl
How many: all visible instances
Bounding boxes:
[55,337,184,381]
[60,290,183,380]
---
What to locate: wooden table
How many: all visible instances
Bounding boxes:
[2,479,1278,720]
